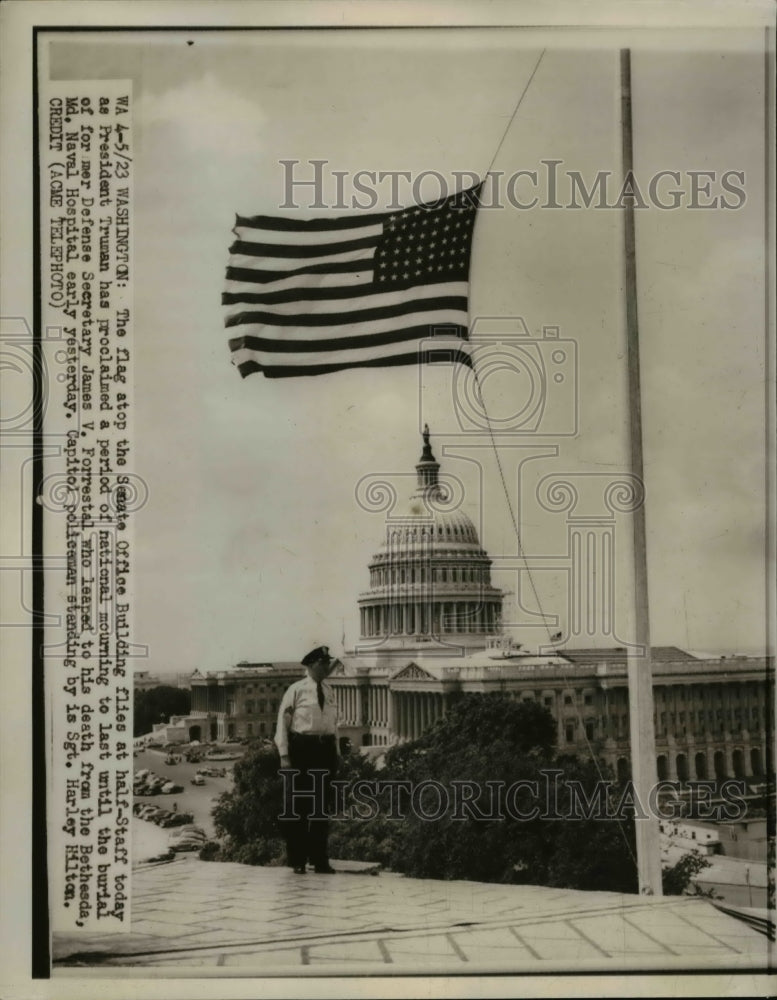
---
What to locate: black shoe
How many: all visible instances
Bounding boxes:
[313,864,335,874]
[292,865,306,875]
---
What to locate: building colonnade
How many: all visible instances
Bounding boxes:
[359,599,501,637]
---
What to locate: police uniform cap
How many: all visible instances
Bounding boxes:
[301,645,331,667]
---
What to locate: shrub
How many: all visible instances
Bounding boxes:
[662,850,717,898]
[211,694,640,893]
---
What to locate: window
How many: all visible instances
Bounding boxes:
[565,724,575,743]
[584,694,593,706]
[245,700,254,714]
[585,722,594,740]
[544,696,553,707]
[564,695,573,706]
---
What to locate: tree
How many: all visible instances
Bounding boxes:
[360,694,637,891]
[212,740,287,865]
[133,685,191,737]
[213,738,383,865]
[210,693,640,894]
[662,849,717,898]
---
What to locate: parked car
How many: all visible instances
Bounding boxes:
[168,825,208,851]
[190,775,205,786]
[134,803,162,821]
[160,811,193,828]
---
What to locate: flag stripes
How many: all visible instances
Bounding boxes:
[235,347,473,380]
[228,245,376,272]
[235,222,384,247]
[229,322,468,355]
[230,235,380,256]
[222,279,468,310]
[235,211,383,232]
[225,259,370,286]
[223,184,481,378]
[225,297,468,329]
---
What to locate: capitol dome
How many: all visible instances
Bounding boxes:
[357,427,504,648]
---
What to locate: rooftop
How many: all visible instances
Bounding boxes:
[53,854,771,974]
[561,647,701,663]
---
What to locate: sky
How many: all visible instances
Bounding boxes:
[47,26,770,671]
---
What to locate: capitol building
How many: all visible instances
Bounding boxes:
[180,429,772,784]
[356,425,505,660]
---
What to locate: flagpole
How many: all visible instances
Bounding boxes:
[620,48,662,896]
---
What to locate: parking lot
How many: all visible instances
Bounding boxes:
[132,746,242,860]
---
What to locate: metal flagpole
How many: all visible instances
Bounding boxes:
[620,48,663,896]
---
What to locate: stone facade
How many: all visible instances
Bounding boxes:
[328,646,773,780]
[187,663,304,742]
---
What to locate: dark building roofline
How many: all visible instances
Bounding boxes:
[561,646,700,663]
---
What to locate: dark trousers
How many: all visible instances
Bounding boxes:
[281,733,337,869]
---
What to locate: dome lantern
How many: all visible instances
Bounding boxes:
[415,423,442,494]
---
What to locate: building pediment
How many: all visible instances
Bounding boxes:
[391,661,437,681]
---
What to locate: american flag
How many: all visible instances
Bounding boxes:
[223,185,482,378]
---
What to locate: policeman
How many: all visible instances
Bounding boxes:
[275,645,341,874]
